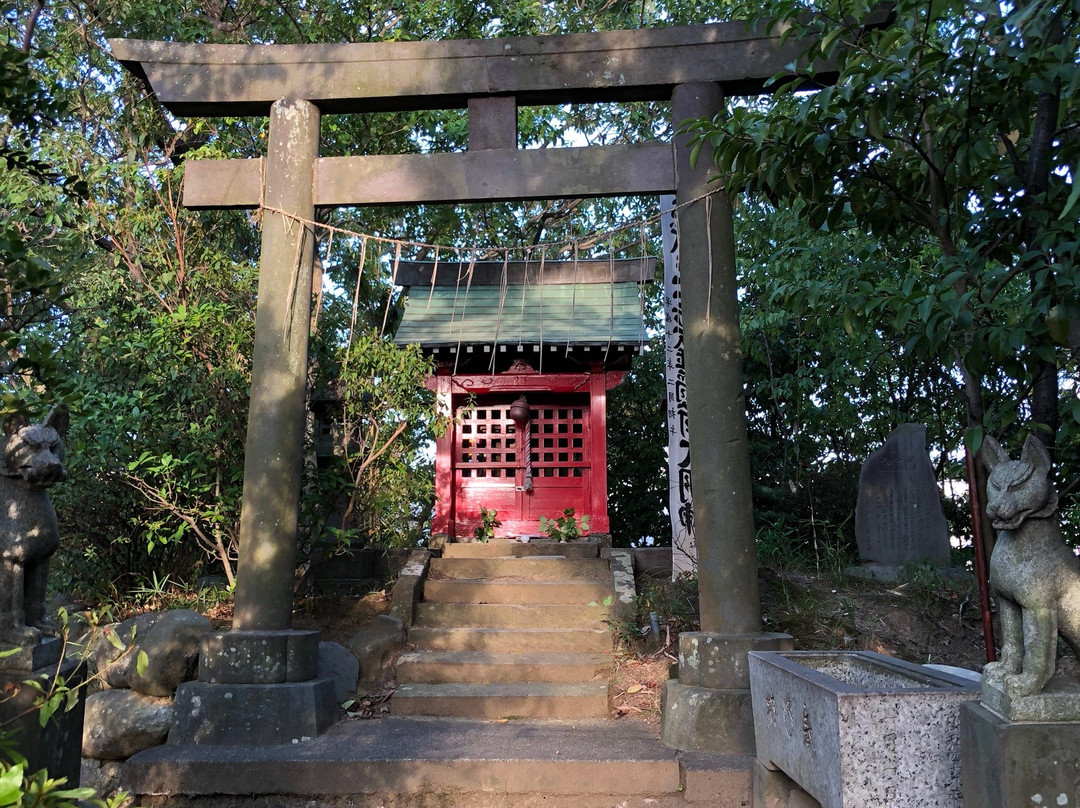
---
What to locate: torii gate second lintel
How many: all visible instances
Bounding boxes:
[111,19,816,751]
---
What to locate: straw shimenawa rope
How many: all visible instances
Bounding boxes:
[258,185,725,342]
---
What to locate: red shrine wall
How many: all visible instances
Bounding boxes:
[429,365,625,540]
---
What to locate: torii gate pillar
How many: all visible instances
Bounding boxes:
[660,82,793,756]
[170,99,338,746]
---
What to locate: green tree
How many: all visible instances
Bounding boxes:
[687,0,1079,460]
[0,14,86,419]
[737,198,973,563]
[607,334,669,546]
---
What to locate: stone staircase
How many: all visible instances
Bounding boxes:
[392,539,614,719]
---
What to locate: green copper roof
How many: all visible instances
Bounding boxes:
[394,283,644,348]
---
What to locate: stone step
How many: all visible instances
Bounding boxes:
[429,556,610,581]
[443,540,600,559]
[408,626,612,654]
[424,578,614,604]
[396,650,610,684]
[390,681,610,719]
[415,602,610,630]
[118,717,742,807]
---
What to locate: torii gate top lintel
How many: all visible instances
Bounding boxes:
[108,19,822,118]
[111,20,846,210]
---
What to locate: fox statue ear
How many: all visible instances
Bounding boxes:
[1020,434,1052,474]
[981,436,1009,472]
[3,413,30,438]
[44,405,70,438]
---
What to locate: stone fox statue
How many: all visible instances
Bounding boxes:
[983,434,1080,697]
[0,406,68,644]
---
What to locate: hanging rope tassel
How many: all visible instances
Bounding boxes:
[511,396,533,493]
[523,414,533,492]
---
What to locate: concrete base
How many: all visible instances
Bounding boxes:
[0,635,62,672]
[170,679,339,746]
[662,680,755,755]
[981,673,1080,722]
[661,632,793,755]
[681,752,754,805]
[198,629,320,684]
[753,762,822,808]
[960,700,1080,808]
[0,654,86,786]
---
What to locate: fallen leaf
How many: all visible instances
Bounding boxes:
[626,684,643,694]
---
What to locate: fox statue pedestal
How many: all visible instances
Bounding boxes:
[0,407,85,786]
[0,641,87,787]
[961,685,1080,808]
[961,436,1080,808]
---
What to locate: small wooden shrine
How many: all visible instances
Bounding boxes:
[394,258,650,542]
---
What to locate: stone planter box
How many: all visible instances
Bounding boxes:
[749,651,978,808]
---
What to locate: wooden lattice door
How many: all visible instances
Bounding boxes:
[452,394,592,537]
[523,399,591,524]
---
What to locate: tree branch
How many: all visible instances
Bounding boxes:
[21,0,46,54]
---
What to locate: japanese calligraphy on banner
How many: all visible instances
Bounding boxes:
[660,195,696,577]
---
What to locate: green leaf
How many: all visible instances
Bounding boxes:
[602,595,613,607]
[964,425,984,456]
[105,629,126,651]
[0,763,24,807]
[137,650,149,678]
[688,139,703,169]
[1060,176,1080,221]
[52,787,97,800]
[820,27,844,53]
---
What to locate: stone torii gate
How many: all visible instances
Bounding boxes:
[110,22,805,752]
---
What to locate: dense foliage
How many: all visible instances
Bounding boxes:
[0,0,1075,590]
[688,0,1079,513]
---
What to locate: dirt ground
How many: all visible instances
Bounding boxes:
[292,590,393,646]
[759,566,992,670]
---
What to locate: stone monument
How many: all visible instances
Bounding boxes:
[853,424,951,578]
[0,407,85,786]
[960,435,1080,808]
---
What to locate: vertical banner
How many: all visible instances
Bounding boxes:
[660,195,696,577]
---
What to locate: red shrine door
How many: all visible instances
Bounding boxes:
[429,366,621,541]
[452,394,592,537]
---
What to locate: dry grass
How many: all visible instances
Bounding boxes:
[606,650,672,723]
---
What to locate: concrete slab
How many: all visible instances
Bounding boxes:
[415,602,609,629]
[680,752,754,804]
[981,672,1080,722]
[391,681,609,719]
[444,540,601,559]
[121,717,682,797]
[423,579,613,604]
[408,626,611,653]
[396,650,609,684]
[170,678,339,746]
[431,557,610,581]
